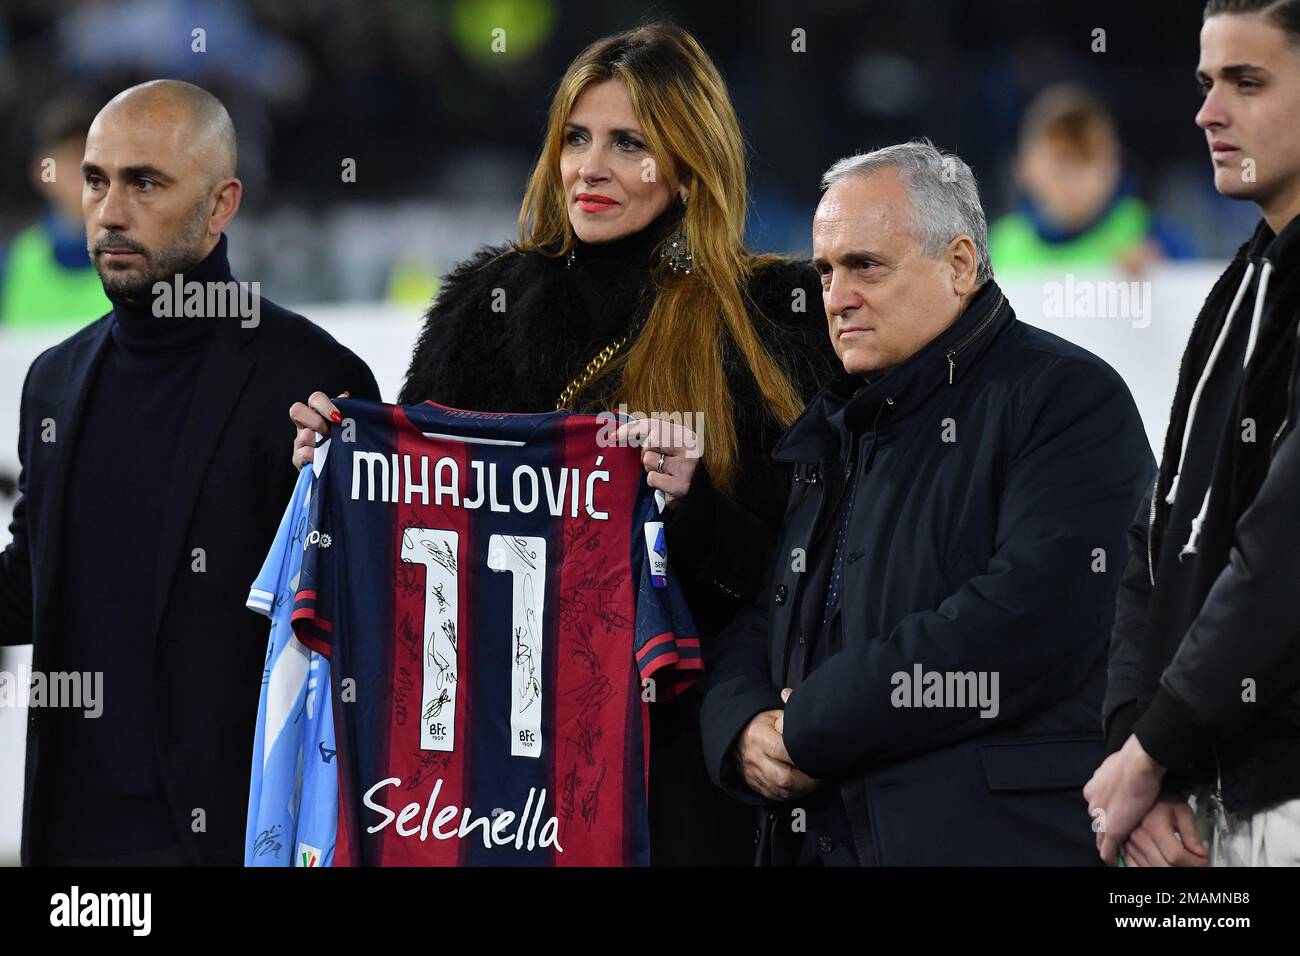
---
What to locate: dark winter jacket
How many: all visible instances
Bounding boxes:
[700,280,1154,865]
[396,221,841,863]
[1104,215,1300,814]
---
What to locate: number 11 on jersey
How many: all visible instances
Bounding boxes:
[400,528,547,758]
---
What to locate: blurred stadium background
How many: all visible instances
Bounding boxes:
[0,0,1251,860]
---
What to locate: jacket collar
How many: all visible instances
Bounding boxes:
[773,279,1012,464]
[1247,211,1300,265]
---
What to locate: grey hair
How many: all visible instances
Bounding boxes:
[820,138,992,284]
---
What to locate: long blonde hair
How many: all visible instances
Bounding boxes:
[515,22,805,493]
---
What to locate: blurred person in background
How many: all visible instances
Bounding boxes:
[988,84,1197,276]
[0,94,110,328]
[0,79,378,866]
[1088,0,1300,868]
[290,22,840,866]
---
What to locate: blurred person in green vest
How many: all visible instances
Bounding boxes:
[0,95,111,328]
[989,84,1197,275]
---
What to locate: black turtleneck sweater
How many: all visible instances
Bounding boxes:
[569,204,679,302]
[42,238,229,860]
[565,204,682,408]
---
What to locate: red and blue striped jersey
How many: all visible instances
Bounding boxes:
[291,399,700,866]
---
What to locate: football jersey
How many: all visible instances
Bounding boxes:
[245,465,339,867]
[291,399,700,866]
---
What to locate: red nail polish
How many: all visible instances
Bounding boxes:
[330,410,343,424]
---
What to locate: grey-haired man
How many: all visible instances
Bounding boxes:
[699,140,1154,865]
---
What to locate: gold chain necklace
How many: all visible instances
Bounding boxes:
[554,325,638,410]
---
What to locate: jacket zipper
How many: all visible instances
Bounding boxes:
[1270,315,1300,452]
[1146,460,1160,587]
[1208,743,1228,860]
[946,292,1005,384]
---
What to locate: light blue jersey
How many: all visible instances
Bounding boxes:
[245,466,338,867]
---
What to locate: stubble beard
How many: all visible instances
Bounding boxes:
[95,201,212,301]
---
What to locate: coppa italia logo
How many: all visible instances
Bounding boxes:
[296,843,323,867]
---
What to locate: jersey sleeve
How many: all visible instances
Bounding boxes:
[631,488,702,701]
[291,438,336,657]
[247,465,314,617]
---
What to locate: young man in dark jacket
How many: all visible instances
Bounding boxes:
[1085,0,1300,867]
[698,140,1153,865]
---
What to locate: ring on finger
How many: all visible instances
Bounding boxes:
[656,453,667,474]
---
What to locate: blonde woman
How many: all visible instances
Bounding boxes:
[290,22,837,865]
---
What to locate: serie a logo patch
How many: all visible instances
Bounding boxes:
[643,521,667,588]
